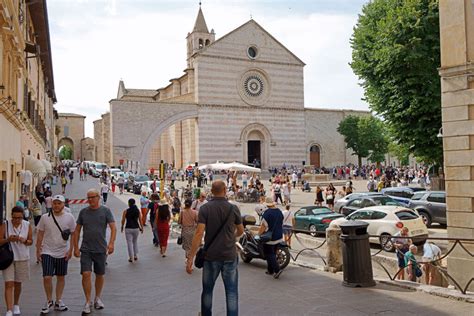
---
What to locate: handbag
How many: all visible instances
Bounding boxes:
[50,211,71,241]
[177,235,183,245]
[0,221,14,270]
[195,206,233,269]
[415,265,423,278]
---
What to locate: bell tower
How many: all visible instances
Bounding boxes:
[186,5,215,68]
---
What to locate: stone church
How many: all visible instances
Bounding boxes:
[97,7,367,171]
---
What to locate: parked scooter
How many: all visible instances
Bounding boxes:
[237,215,291,270]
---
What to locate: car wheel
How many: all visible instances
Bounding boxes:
[309,224,317,237]
[380,234,394,252]
[418,211,432,228]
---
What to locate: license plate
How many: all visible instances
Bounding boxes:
[411,229,424,235]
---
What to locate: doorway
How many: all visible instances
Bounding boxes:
[310,145,321,168]
[248,141,261,167]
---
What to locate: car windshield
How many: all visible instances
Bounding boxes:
[135,175,149,182]
[372,196,399,206]
[410,192,426,200]
[309,208,332,215]
[395,210,419,220]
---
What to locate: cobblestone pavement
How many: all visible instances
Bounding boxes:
[1,175,472,315]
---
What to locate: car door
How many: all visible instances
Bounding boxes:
[342,199,363,216]
[293,209,307,230]
[426,192,446,224]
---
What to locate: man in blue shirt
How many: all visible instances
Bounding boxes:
[258,197,284,279]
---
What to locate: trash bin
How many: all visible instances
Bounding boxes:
[339,221,376,287]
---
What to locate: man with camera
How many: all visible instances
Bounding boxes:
[35,195,76,314]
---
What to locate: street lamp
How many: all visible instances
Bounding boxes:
[437,127,443,139]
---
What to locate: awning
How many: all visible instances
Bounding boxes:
[40,159,53,173]
[25,155,47,177]
[19,170,33,186]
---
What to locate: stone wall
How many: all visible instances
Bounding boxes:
[102,113,111,165]
[57,114,85,160]
[93,119,103,162]
[439,0,474,292]
[80,137,95,161]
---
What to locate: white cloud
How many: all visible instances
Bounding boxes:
[48,1,367,137]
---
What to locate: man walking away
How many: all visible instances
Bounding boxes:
[186,180,244,316]
[73,189,116,314]
[36,195,76,314]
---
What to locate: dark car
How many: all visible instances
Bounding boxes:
[334,192,383,213]
[381,187,426,207]
[340,195,400,216]
[408,191,446,227]
[294,206,344,236]
[132,175,150,194]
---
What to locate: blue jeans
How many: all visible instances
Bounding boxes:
[201,257,239,316]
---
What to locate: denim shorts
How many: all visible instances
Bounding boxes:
[282,225,292,235]
[80,252,107,275]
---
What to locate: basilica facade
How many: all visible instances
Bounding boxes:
[97,7,367,171]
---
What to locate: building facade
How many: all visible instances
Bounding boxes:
[0,0,56,218]
[57,113,85,160]
[439,0,474,292]
[103,8,368,172]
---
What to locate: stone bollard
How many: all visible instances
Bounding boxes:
[325,226,343,273]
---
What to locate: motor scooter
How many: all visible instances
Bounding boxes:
[237,215,291,270]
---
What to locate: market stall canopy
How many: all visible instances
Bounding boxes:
[19,170,33,186]
[25,155,47,177]
[40,159,53,173]
[198,161,229,171]
[227,162,261,173]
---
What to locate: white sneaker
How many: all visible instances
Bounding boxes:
[12,305,20,315]
[5,311,13,316]
[82,302,91,314]
[94,297,104,310]
[41,301,53,314]
[54,300,68,311]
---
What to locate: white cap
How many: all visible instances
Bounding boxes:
[52,195,65,203]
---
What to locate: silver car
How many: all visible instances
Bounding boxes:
[334,192,383,213]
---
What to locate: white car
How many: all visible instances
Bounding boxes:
[330,205,428,252]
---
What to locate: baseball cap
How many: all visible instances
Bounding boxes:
[52,195,65,203]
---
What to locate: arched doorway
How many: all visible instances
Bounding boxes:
[309,144,321,168]
[58,137,74,160]
[240,123,273,169]
[247,130,264,168]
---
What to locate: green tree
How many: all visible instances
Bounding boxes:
[59,145,73,160]
[337,115,389,167]
[350,0,442,165]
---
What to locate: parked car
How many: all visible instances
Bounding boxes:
[140,180,162,197]
[132,175,151,194]
[408,191,446,227]
[381,187,426,206]
[340,195,400,216]
[334,192,384,213]
[331,206,428,252]
[293,206,344,236]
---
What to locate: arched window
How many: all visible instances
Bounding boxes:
[199,39,204,49]
[205,39,210,46]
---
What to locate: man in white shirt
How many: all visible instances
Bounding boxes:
[36,195,76,314]
[192,192,208,213]
[291,172,298,189]
[422,242,442,285]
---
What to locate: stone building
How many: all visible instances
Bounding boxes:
[80,137,95,162]
[439,0,474,292]
[57,113,85,160]
[103,7,368,172]
[93,112,111,165]
[0,0,57,217]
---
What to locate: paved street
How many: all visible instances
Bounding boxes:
[1,174,472,315]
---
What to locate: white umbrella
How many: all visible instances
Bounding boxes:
[198,161,229,171]
[227,162,261,173]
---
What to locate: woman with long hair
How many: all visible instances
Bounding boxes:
[121,199,143,262]
[156,201,171,257]
[178,199,198,261]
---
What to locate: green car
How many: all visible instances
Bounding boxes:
[294,206,345,236]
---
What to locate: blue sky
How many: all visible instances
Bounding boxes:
[48,0,370,137]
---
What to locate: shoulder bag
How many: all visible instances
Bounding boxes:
[195,205,233,269]
[50,211,71,241]
[0,221,14,270]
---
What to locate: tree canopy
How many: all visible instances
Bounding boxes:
[337,115,389,167]
[350,0,442,165]
[59,145,73,160]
